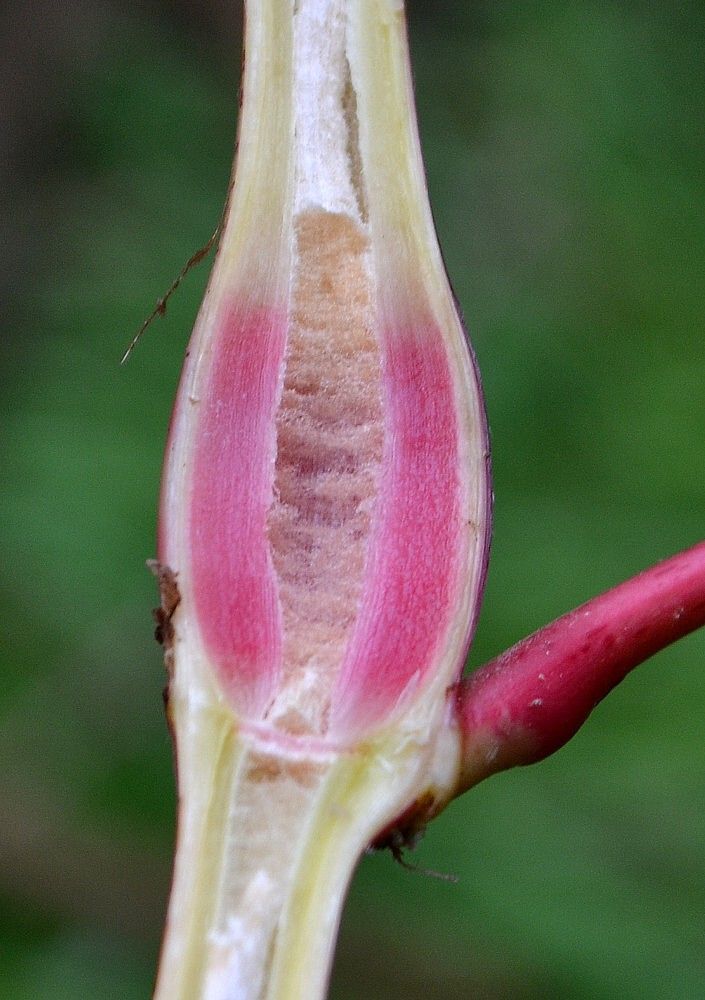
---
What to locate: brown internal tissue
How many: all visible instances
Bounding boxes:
[266,210,383,734]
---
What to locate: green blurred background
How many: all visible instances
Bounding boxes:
[2,1,704,997]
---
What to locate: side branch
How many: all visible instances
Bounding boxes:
[454,541,705,793]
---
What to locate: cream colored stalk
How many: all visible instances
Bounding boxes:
[154,1,489,998]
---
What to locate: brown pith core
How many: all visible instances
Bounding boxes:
[266,209,383,734]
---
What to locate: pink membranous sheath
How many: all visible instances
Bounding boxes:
[183,284,483,740]
[159,98,490,753]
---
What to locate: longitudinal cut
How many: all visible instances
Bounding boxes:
[154,2,490,998]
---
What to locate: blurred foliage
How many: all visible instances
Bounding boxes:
[2,1,704,997]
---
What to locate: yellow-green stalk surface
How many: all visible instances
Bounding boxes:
[154,1,490,997]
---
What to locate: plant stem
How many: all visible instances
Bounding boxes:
[152,0,705,990]
[155,0,489,994]
[154,697,458,999]
[455,541,705,791]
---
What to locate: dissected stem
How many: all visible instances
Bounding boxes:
[151,0,705,993]
[155,0,487,996]
[153,706,437,1000]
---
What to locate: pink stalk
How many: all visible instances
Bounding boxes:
[454,541,705,793]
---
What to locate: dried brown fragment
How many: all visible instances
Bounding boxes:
[121,209,227,364]
[371,790,437,853]
[147,558,180,664]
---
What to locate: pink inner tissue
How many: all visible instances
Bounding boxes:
[188,286,463,739]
